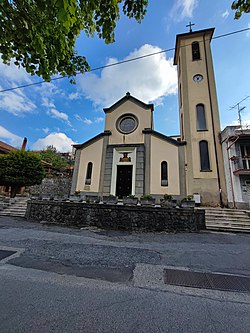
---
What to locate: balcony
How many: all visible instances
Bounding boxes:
[233,157,250,175]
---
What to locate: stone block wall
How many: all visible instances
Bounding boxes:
[26,201,205,233]
[29,177,72,197]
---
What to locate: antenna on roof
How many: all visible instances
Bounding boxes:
[230,96,249,132]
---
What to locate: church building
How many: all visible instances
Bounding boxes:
[71,27,227,207]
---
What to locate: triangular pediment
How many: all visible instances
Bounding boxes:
[103,92,154,114]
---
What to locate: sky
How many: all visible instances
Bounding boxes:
[0,0,250,152]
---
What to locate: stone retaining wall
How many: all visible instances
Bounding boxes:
[26,201,205,233]
[29,177,71,197]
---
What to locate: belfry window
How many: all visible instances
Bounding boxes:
[199,141,210,171]
[161,161,168,186]
[196,104,207,130]
[85,162,93,185]
[192,42,200,60]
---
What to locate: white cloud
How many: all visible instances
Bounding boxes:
[42,127,49,134]
[77,44,177,108]
[95,117,104,123]
[171,0,198,20]
[74,114,83,121]
[0,57,32,84]
[69,92,80,100]
[0,125,23,147]
[0,86,36,115]
[222,10,229,19]
[47,108,71,126]
[83,118,93,125]
[32,133,75,152]
[42,97,55,108]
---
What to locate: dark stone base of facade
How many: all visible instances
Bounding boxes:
[26,201,205,233]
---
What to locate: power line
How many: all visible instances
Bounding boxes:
[0,26,250,94]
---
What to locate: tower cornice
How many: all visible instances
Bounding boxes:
[174,27,215,65]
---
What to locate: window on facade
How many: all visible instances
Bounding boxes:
[179,83,182,108]
[240,145,250,169]
[161,161,168,186]
[192,42,200,60]
[199,141,210,171]
[196,104,207,130]
[85,162,93,185]
[240,145,250,157]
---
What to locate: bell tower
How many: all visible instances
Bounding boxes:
[174,27,227,206]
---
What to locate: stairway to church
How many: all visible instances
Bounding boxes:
[205,207,250,233]
[0,197,28,218]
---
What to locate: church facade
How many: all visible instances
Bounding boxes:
[71,27,227,207]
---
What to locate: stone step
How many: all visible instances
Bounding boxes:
[0,211,26,216]
[206,216,250,223]
[206,225,250,232]
[0,197,28,217]
[206,220,250,227]
[204,208,250,233]
[205,210,249,216]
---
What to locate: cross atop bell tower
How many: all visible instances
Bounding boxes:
[186,21,195,32]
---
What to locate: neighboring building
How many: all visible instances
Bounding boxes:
[0,141,17,194]
[71,27,227,207]
[0,140,16,154]
[221,126,250,209]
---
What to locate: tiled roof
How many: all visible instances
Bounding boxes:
[0,141,16,154]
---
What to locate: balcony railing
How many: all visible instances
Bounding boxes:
[233,157,250,175]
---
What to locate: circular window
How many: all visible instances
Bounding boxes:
[117,114,138,134]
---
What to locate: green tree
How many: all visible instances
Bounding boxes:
[0,150,45,197]
[0,0,148,82]
[38,145,68,169]
[232,0,250,19]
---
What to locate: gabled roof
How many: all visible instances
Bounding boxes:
[0,140,17,154]
[142,129,186,146]
[73,131,111,150]
[174,27,215,65]
[103,92,154,114]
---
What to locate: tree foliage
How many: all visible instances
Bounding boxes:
[0,0,148,82]
[232,0,250,19]
[37,145,68,169]
[0,150,45,196]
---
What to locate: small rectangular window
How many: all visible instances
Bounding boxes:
[199,141,210,171]
[192,42,200,61]
[196,104,207,131]
[161,161,168,186]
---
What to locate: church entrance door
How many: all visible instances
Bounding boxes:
[116,165,133,198]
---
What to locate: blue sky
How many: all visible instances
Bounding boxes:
[0,0,250,152]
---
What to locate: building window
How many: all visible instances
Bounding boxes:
[192,42,200,60]
[199,141,210,171]
[179,83,182,108]
[85,162,93,185]
[240,145,250,169]
[116,114,138,134]
[161,161,168,186]
[196,104,207,130]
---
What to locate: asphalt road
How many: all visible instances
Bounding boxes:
[0,216,249,333]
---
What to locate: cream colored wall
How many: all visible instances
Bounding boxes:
[176,31,227,205]
[179,35,218,179]
[76,138,104,193]
[105,100,152,145]
[150,136,180,195]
